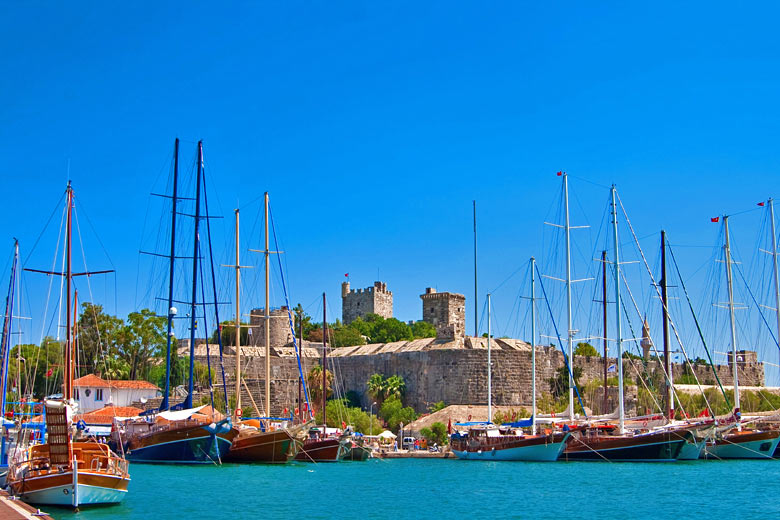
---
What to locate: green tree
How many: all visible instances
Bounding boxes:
[331,327,366,348]
[7,339,63,400]
[210,320,249,347]
[314,398,383,434]
[384,375,406,401]
[76,303,123,374]
[367,373,386,403]
[411,321,436,338]
[548,365,583,399]
[428,401,446,413]
[371,318,414,343]
[574,342,599,357]
[379,396,417,432]
[116,308,167,380]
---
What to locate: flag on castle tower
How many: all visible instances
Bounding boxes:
[344,273,349,278]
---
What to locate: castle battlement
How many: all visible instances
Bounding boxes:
[341,281,393,324]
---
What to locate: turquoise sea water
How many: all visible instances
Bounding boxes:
[48,458,779,520]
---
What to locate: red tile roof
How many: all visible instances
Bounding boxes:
[75,405,144,425]
[73,374,159,391]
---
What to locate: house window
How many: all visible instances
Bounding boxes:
[75,389,79,399]
[96,389,104,401]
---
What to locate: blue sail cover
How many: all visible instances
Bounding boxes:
[501,417,534,428]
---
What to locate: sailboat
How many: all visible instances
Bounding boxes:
[7,182,130,507]
[451,262,571,461]
[294,293,351,462]
[120,139,235,464]
[562,183,689,461]
[702,215,780,459]
[224,195,296,464]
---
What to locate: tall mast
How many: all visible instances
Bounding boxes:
[473,200,478,337]
[71,290,77,396]
[530,258,537,435]
[162,138,178,411]
[660,230,673,419]
[1,240,19,421]
[768,199,780,374]
[487,293,492,424]
[185,141,203,409]
[234,209,241,417]
[322,292,327,428]
[563,174,575,419]
[298,309,303,422]
[611,185,625,434]
[65,181,73,401]
[601,250,608,414]
[723,216,741,427]
[264,192,271,419]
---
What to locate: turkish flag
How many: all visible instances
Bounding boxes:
[344,273,349,278]
[711,217,720,223]
[556,171,563,176]
[758,202,766,207]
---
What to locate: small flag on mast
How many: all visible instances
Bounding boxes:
[757,202,766,207]
[711,217,720,223]
[556,171,563,176]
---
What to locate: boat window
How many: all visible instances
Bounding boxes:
[760,442,771,452]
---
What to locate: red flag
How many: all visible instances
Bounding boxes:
[758,202,766,207]
[344,273,349,278]
[711,217,719,223]
[556,171,563,176]
[45,369,53,377]
[447,418,452,434]
[341,420,346,429]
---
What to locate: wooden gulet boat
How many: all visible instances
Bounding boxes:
[295,293,351,462]
[7,182,130,507]
[451,259,571,462]
[702,215,780,459]
[223,196,297,464]
[120,140,235,464]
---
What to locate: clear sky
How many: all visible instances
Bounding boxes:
[3,2,780,379]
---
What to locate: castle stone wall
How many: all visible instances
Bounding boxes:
[420,288,465,341]
[341,281,393,324]
[248,307,295,349]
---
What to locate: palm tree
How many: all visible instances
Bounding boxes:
[306,366,333,404]
[367,373,386,403]
[385,375,405,402]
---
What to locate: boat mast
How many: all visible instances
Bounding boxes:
[162,138,178,412]
[0,240,19,423]
[563,173,575,419]
[530,257,537,435]
[65,181,73,402]
[660,230,673,419]
[487,293,492,424]
[768,199,780,374]
[601,250,608,414]
[185,141,203,410]
[234,208,241,417]
[264,192,271,419]
[322,292,327,428]
[610,185,625,434]
[723,215,741,428]
[473,200,478,337]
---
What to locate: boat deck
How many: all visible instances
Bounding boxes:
[0,490,53,519]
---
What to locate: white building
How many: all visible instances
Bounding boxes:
[73,374,160,413]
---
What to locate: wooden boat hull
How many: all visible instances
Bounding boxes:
[224,429,295,463]
[126,423,236,464]
[705,430,780,459]
[9,471,129,507]
[451,432,570,462]
[294,438,348,462]
[563,430,687,462]
[677,437,706,460]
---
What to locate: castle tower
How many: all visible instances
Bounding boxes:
[341,281,393,325]
[249,306,295,349]
[420,288,466,341]
[641,317,652,360]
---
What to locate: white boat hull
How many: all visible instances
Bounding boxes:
[19,481,128,507]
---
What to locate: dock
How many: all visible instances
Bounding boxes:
[0,490,53,519]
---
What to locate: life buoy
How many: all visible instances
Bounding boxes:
[235,408,243,417]
[642,420,648,427]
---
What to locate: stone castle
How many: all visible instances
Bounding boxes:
[341,281,393,324]
[180,280,766,417]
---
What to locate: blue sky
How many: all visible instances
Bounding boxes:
[3,2,780,379]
